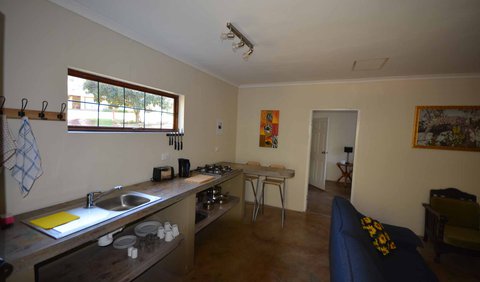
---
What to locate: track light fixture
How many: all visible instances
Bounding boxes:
[221,22,254,60]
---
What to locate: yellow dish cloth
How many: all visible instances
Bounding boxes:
[30,211,80,230]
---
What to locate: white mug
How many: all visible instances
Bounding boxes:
[172,224,180,237]
[157,226,165,239]
[165,230,174,242]
[131,247,138,259]
[164,222,172,231]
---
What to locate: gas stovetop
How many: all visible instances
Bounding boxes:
[195,164,234,176]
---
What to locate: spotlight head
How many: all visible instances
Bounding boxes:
[220,32,235,40]
[242,48,254,61]
[232,41,245,52]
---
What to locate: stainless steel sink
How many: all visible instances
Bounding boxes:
[95,193,150,211]
[26,191,161,239]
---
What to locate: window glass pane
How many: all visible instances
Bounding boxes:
[162,113,174,129]
[162,97,174,113]
[145,93,162,110]
[68,76,98,102]
[145,111,161,128]
[68,70,177,131]
[124,107,144,128]
[99,83,124,107]
[68,101,98,126]
[99,105,124,127]
[125,89,144,109]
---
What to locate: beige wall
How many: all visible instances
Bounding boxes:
[312,111,357,181]
[236,78,480,234]
[1,0,237,215]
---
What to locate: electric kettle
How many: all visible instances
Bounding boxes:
[178,158,190,178]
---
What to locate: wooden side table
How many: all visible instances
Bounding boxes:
[336,162,353,187]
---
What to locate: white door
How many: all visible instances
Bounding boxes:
[309,118,328,189]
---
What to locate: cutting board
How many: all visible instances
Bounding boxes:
[30,211,80,230]
[185,174,215,183]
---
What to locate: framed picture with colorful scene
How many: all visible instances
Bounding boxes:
[259,110,279,148]
[412,105,480,152]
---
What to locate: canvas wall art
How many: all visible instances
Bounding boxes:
[412,105,480,151]
[259,110,279,148]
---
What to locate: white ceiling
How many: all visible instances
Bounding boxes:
[50,0,480,87]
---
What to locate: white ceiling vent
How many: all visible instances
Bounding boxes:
[352,58,389,71]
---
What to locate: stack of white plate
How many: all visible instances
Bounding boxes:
[113,235,137,249]
[134,220,161,237]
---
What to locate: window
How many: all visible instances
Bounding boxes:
[67,69,178,132]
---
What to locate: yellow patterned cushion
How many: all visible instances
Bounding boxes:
[360,216,397,256]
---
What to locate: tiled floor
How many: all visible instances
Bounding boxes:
[183,182,479,282]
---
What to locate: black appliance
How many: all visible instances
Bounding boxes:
[152,166,174,181]
[178,158,191,178]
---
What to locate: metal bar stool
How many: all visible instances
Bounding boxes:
[257,164,287,228]
[245,161,261,222]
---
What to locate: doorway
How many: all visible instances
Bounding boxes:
[307,110,358,214]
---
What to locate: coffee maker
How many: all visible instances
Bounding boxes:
[178,158,191,178]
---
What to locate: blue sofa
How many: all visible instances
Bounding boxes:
[329,196,438,282]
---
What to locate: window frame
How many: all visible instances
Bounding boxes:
[67,69,179,132]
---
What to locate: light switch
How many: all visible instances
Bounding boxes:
[216,119,223,135]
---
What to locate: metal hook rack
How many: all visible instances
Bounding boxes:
[57,102,67,120]
[1,97,67,121]
[39,100,48,120]
[18,98,28,117]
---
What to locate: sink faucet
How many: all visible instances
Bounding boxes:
[86,186,123,208]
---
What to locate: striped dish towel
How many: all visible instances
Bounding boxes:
[12,117,43,197]
[1,115,17,169]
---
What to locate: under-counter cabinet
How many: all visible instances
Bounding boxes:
[195,172,244,234]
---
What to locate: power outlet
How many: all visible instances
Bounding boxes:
[161,153,169,160]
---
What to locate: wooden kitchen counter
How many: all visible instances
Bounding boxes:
[220,162,295,178]
[0,169,243,280]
